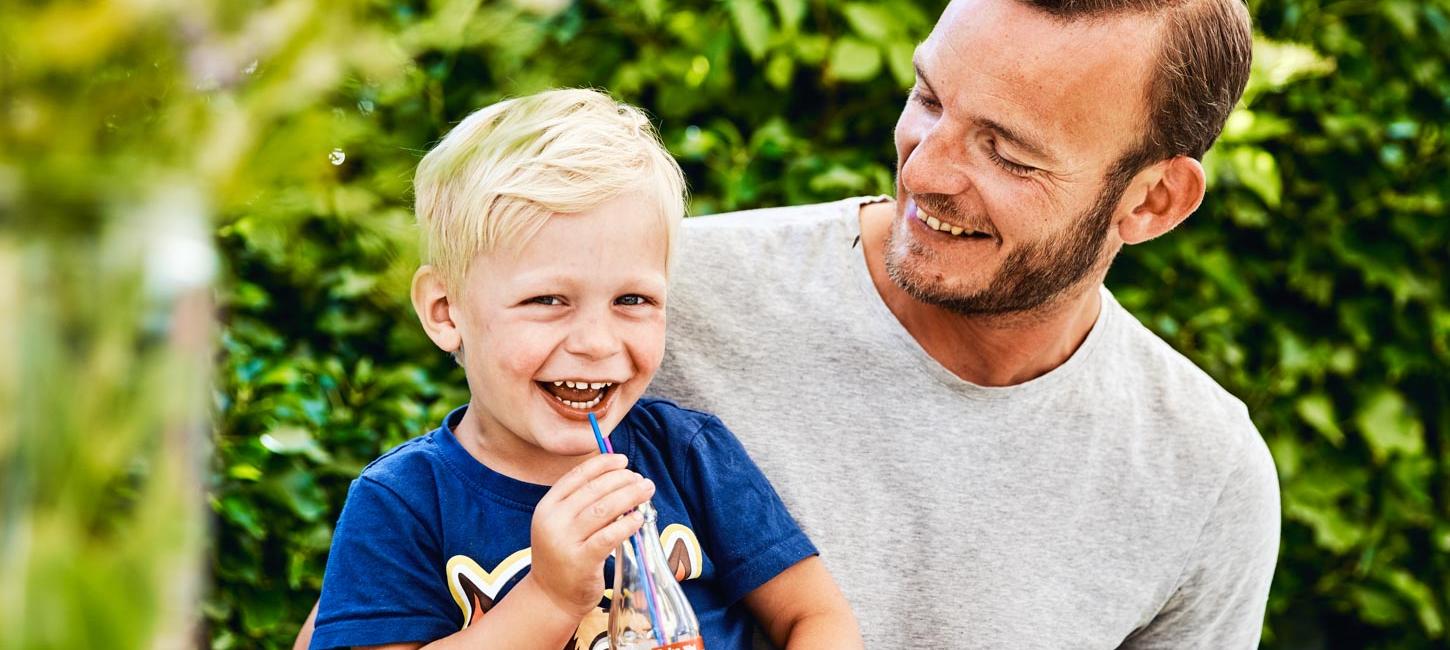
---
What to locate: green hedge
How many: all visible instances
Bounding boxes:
[211,1,1449,648]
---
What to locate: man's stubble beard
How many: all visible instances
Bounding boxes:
[884,175,1129,318]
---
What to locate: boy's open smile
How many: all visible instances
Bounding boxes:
[537,379,621,418]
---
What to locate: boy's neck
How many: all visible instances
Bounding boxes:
[454,402,592,485]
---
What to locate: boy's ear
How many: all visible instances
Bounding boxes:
[1115,155,1206,245]
[411,265,462,354]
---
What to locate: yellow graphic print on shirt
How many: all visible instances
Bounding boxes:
[447,524,703,650]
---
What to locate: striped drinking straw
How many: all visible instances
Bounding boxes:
[589,413,668,647]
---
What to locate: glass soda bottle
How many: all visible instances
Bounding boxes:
[609,501,704,650]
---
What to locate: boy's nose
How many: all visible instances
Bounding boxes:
[564,313,621,360]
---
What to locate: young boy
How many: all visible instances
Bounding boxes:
[309,89,862,650]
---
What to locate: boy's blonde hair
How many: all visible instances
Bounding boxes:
[414,89,687,293]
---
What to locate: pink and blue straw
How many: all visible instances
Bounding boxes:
[589,413,668,646]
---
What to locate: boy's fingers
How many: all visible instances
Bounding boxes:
[584,509,646,556]
[555,469,645,518]
[540,453,627,506]
[574,477,655,533]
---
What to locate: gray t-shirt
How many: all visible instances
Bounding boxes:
[649,197,1280,649]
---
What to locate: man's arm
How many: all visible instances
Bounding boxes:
[1122,433,1281,649]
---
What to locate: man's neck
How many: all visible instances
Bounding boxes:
[858,200,1103,387]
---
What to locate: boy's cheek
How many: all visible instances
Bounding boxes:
[626,326,668,377]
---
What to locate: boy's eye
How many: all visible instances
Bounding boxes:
[615,294,652,306]
[526,296,563,306]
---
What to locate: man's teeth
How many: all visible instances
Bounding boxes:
[916,207,982,238]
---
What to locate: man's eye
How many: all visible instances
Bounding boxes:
[616,294,652,306]
[909,88,942,110]
[986,145,1037,177]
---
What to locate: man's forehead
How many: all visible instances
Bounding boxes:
[920,0,1162,164]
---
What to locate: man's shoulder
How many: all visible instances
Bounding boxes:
[684,195,881,233]
[1099,291,1268,464]
[671,196,883,300]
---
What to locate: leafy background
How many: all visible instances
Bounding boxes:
[3,0,1443,648]
[216,0,1449,648]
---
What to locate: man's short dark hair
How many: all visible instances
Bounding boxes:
[1020,0,1253,185]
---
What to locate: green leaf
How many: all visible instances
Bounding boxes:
[239,587,285,635]
[809,166,870,193]
[266,469,329,522]
[887,40,916,87]
[1245,37,1336,103]
[328,268,378,299]
[228,464,264,481]
[730,0,774,61]
[1219,109,1294,144]
[1295,394,1344,445]
[1382,1,1420,38]
[217,495,266,539]
[259,425,332,465]
[1227,146,1282,208]
[772,0,806,32]
[842,3,895,42]
[1384,570,1444,637]
[793,34,829,64]
[1355,388,1424,463]
[765,53,795,90]
[1349,585,1409,627]
[638,0,664,24]
[256,363,304,387]
[828,38,882,82]
[1283,467,1367,554]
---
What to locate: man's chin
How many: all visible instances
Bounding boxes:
[885,253,995,313]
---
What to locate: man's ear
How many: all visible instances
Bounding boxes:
[1116,155,1206,245]
[411,265,462,354]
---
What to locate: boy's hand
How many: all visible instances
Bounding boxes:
[529,453,654,618]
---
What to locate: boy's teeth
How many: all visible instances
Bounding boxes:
[559,394,604,409]
[552,380,614,389]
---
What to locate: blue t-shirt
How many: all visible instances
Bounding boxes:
[312,397,816,650]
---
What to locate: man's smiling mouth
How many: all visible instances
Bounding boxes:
[537,380,616,410]
[910,201,994,240]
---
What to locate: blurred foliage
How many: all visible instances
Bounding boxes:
[1,0,402,648]
[78,0,1434,648]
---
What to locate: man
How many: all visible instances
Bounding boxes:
[651,0,1278,648]
[295,0,1277,647]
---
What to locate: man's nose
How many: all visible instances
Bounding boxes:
[564,310,621,360]
[901,123,974,198]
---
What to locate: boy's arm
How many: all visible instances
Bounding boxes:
[293,602,317,650]
[357,574,580,650]
[742,556,862,649]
